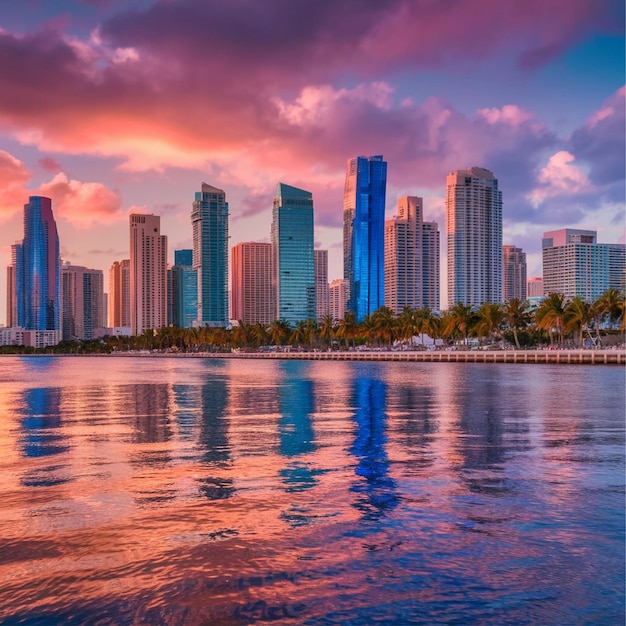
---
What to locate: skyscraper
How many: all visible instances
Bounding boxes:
[542,228,626,301]
[527,276,544,298]
[385,196,441,314]
[62,263,104,340]
[329,279,350,321]
[343,155,387,321]
[446,167,502,307]
[503,245,527,302]
[130,214,167,335]
[422,221,440,311]
[108,259,130,328]
[231,242,274,325]
[314,249,329,322]
[191,183,229,327]
[17,196,61,332]
[271,183,315,325]
[169,249,197,328]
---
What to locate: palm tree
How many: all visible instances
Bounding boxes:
[503,298,532,349]
[446,302,475,346]
[534,292,566,346]
[336,311,358,349]
[319,315,336,349]
[594,288,625,332]
[397,306,420,346]
[473,302,504,346]
[268,319,291,346]
[370,306,397,348]
[250,323,269,347]
[564,296,593,348]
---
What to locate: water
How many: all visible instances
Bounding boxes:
[0,356,623,625]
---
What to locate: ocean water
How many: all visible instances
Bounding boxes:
[0,356,623,625]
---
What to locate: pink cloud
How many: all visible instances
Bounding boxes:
[0,150,30,220]
[37,156,62,173]
[528,151,591,205]
[37,172,124,226]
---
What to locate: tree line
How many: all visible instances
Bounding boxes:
[2,289,623,355]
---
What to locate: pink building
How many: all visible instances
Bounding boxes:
[231,242,274,325]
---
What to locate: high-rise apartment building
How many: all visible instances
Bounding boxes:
[503,245,527,302]
[384,196,441,313]
[329,279,350,321]
[314,249,329,322]
[169,249,197,328]
[12,196,61,333]
[231,242,274,325]
[6,243,21,327]
[62,263,104,340]
[343,155,387,320]
[446,167,502,307]
[271,183,315,325]
[130,214,167,335]
[527,276,544,298]
[191,183,229,327]
[422,221,440,311]
[108,259,130,328]
[542,229,626,301]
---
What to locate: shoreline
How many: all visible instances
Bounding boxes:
[8,348,625,365]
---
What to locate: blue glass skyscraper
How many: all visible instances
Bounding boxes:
[17,196,61,331]
[343,155,387,321]
[191,184,229,327]
[271,183,315,325]
[170,249,198,328]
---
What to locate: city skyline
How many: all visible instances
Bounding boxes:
[0,1,623,323]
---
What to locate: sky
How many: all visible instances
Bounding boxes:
[0,0,624,323]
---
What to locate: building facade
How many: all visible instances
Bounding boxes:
[329,279,350,321]
[314,249,329,322]
[422,221,440,311]
[62,263,105,341]
[542,229,626,301]
[527,276,544,298]
[191,183,229,327]
[384,196,441,313]
[231,242,274,325]
[271,183,315,325]
[343,155,387,320]
[15,196,61,332]
[129,214,168,335]
[503,245,527,302]
[108,259,130,328]
[446,167,502,307]
[169,249,198,328]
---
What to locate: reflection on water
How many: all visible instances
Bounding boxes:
[0,356,623,625]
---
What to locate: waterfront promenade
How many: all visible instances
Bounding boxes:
[123,348,625,365]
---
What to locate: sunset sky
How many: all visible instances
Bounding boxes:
[0,0,624,323]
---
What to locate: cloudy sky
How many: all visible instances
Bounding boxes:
[0,0,624,321]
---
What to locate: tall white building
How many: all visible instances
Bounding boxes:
[503,245,527,302]
[314,249,329,322]
[384,196,440,313]
[446,167,502,307]
[62,263,104,341]
[329,279,350,321]
[542,228,625,301]
[130,214,167,335]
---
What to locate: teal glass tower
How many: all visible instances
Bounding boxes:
[271,183,315,325]
[191,184,229,327]
[18,196,61,331]
[343,155,387,321]
[170,249,198,328]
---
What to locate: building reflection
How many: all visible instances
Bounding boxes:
[349,374,398,520]
[276,361,322,495]
[129,384,173,446]
[197,375,234,500]
[19,387,68,458]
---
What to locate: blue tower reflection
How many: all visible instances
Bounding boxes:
[277,361,321,494]
[350,374,398,521]
[20,387,67,458]
[197,376,234,500]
